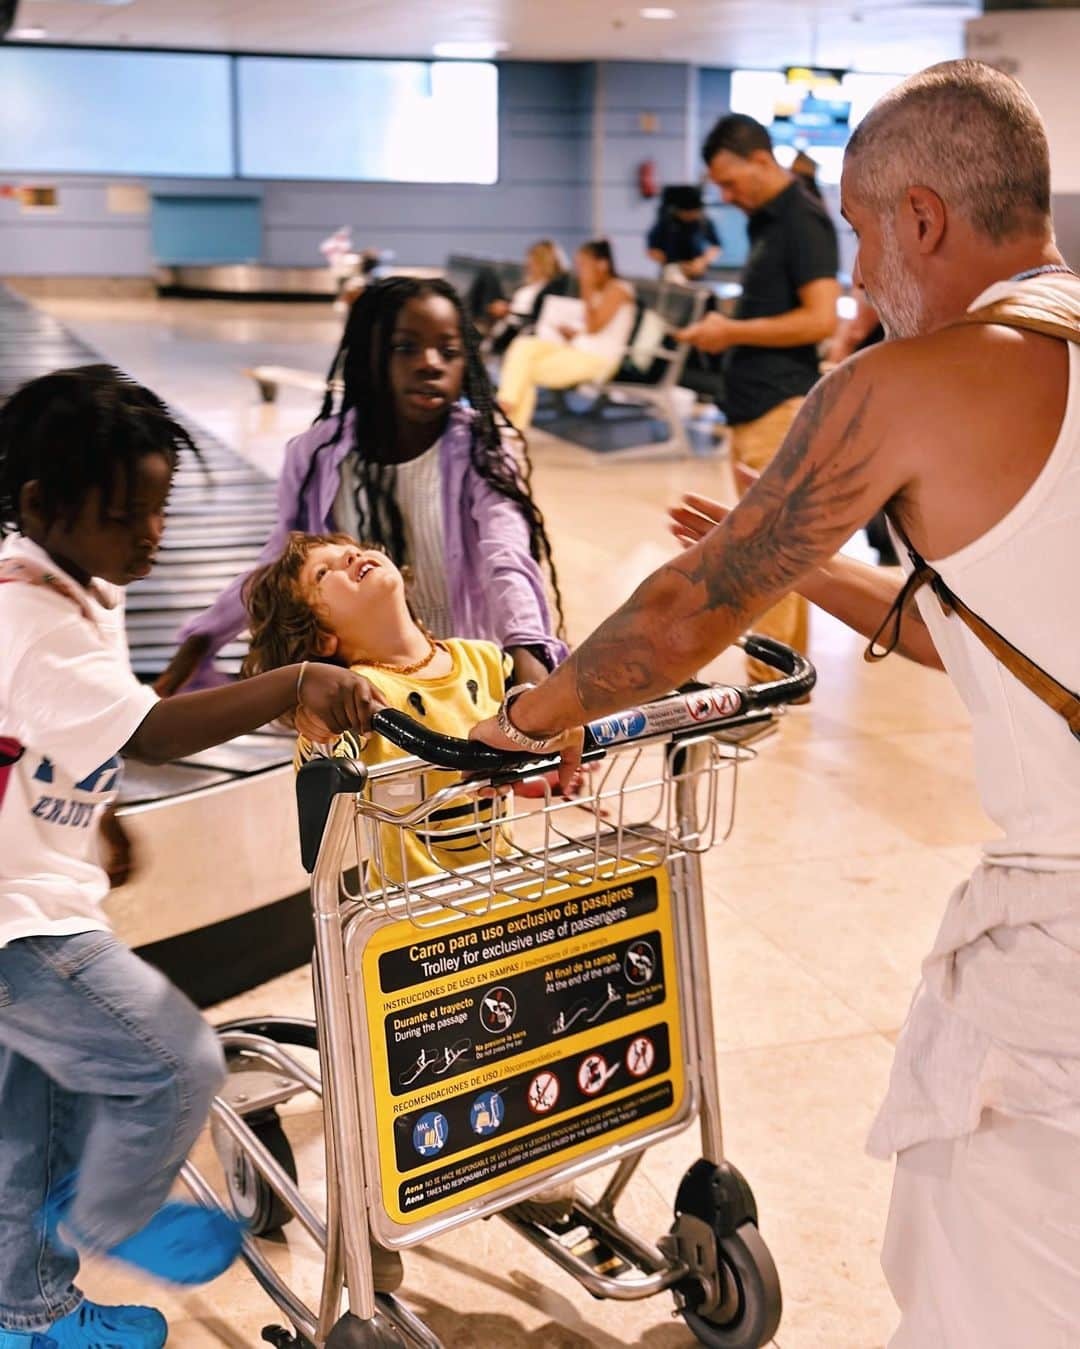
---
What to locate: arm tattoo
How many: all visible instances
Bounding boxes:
[572,364,879,714]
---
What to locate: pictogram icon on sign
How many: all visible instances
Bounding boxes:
[412,1111,448,1157]
[470,1090,505,1136]
[578,1053,619,1096]
[479,985,517,1034]
[624,940,655,986]
[626,1035,656,1078]
[527,1070,560,1114]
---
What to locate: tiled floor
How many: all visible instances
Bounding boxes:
[30,295,992,1348]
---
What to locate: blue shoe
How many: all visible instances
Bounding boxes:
[42,1177,243,1288]
[0,1332,58,1348]
[107,1203,244,1286]
[48,1302,167,1348]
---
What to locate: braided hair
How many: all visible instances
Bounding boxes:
[311,276,565,636]
[0,364,196,535]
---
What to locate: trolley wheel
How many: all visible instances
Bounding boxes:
[213,1108,297,1237]
[679,1222,782,1349]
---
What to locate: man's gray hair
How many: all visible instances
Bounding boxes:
[845,59,1051,242]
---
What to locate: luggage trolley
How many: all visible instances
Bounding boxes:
[184,635,815,1349]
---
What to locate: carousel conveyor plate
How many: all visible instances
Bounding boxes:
[129,647,247,676]
[109,763,306,952]
[118,759,235,806]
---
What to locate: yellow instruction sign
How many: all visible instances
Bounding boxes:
[360,867,685,1225]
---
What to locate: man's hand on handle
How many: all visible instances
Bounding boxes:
[468,714,585,797]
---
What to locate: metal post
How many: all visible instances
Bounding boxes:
[310,795,379,1323]
[313,956,345,1341]
[673,742,725,1163]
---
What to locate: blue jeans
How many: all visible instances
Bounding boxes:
[0,931,225,1332]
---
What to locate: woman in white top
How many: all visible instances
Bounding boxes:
[487,240,570,357]
[497,240,636,428]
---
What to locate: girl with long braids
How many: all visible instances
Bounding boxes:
[157,277,567,694]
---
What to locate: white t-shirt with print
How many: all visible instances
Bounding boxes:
[0,535,158,948]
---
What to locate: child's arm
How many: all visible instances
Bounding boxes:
[10,618,383,790]
[468,451,569,676]
[506,646,549,685]
[127,663,385,763]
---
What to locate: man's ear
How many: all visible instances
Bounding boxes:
[905,186,947,254]
[314,629,339,658]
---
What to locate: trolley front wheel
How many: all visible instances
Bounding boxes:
[213,1108,297,1237]
[679,1221,781,1349]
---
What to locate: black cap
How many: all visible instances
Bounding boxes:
[663,184,704,211]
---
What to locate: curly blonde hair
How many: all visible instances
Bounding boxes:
[241,531,355,680]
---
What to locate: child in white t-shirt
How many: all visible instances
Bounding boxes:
[0,366,382,1348]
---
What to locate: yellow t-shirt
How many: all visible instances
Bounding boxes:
[296,638,512,886]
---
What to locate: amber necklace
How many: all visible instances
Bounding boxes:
[358,631,441,675]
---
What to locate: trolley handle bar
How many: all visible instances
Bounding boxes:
[372,633,814,773]
[295,635,813,872]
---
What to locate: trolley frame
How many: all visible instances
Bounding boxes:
[184,637,814,1348]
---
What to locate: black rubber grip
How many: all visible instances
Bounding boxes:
[740,634,817,707]
[371,707,541,775]
[371,637,816,771]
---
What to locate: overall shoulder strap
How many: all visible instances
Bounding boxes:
[864,509,1080,739]
[953,270,1080,347]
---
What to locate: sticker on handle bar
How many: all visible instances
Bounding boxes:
[587,685,744,748]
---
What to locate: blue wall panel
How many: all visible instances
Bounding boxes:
[594,62,694,276]
[150,197,263,265]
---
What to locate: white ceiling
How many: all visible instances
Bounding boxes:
[10,0,975,73]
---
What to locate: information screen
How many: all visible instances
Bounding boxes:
[730,67,905,182]
[0,47,234,177]
[237,57,499,184]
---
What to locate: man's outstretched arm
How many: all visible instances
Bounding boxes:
[670,493,945,672]
[500,355,911,740]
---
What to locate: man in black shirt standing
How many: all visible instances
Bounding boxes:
[679,113,839,681]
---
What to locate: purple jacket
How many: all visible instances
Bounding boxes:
[179,403,567,671]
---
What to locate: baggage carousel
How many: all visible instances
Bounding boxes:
[0,286,310,1006]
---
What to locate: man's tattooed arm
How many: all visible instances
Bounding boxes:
[509,360,908,736]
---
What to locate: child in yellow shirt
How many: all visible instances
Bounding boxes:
[243,531,512,883]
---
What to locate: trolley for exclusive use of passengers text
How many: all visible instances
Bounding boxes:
[182,634,815,1349]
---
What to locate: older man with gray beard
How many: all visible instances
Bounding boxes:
[473,60,1080,1346]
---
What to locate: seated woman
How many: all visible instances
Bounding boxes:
[243,532,542,882]
[487,239,570,356]
[497,240,636,429]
